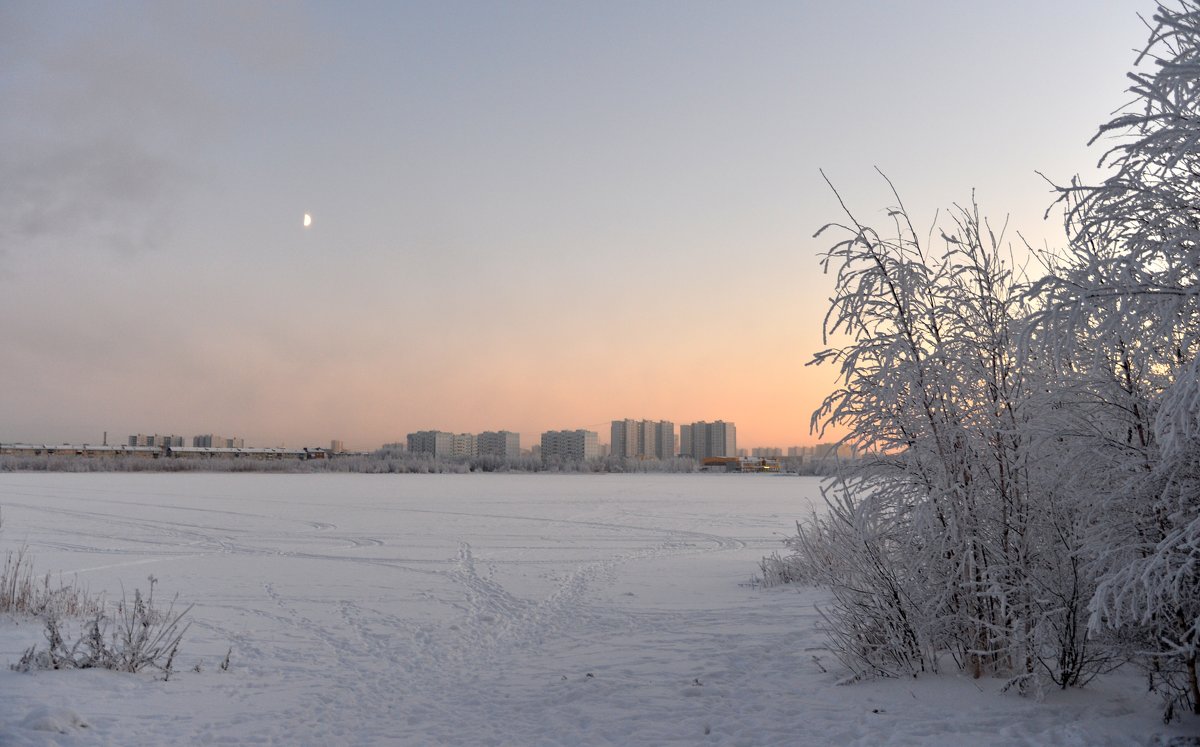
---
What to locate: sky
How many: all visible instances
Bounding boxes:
[1,1,1152,451]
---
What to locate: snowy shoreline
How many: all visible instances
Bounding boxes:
[1,473,1196,745]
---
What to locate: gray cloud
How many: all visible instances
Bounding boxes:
[0,2,317,258]
[2,137,183,255]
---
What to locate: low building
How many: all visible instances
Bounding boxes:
[1,443,160,458]
[166,446,313,460]
[731,457,782,472]
[193,434,244,448]
[129,434,183,447]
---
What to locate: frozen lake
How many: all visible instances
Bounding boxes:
[0,472,1192,745]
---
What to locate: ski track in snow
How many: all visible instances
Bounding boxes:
[1,473,1197,746]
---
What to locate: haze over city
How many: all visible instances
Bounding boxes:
[1,2,1145,451]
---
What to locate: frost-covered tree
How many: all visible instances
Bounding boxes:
[784,3,1200,715]
[1031,2,1200,716]
[797,175,1098,687]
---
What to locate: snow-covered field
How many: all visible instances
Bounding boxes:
[0,472,1196,746]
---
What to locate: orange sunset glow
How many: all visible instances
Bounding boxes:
[1,3,1140,452]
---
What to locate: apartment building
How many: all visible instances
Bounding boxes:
[128,434,184,448]
[540,429,599,462]
[477,431,520,459]
[406,430,455,457]
[610,419,675,460]
[451,433,477,458]
[192,434,244,448]
[653,420,676,459]
[679,421,737,460]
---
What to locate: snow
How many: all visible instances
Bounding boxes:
[0,472,1196,746]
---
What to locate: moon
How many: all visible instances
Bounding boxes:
[303,213,313,228]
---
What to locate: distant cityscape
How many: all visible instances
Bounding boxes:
[2,422,864,473]
[399,420,742,462]
[0,418,856,467]
[392,419,855,463]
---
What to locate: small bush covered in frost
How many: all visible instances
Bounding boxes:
[0,508,100,619]
[0,546,102,619]
[2,509,207,682]
[14,576,191,678]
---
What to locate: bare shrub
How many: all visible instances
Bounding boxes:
[0,546,101,619]
[0,546,36,614]
[13,576,191,678]
[757,552,800,587]
[758,518,830,587]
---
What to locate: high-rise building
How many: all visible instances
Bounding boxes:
[331,440,345,454]
[610,419,638,459]
[451,433,477,458]
[540,429,599,462]
[407,431,455,457]
[477,431,520,459]
[680,421,736,460]
[653,421,675,459]
[610,419,674,460]
[638,420,658,460]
